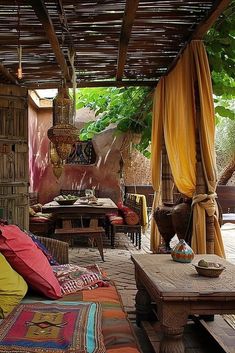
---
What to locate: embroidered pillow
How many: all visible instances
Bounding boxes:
[0,223,62,299]
[0,253,28,318]
[52,264,109,295]
[0,301,105,353]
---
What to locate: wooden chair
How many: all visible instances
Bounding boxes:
[109,193,145,249]
[216,185,235,224]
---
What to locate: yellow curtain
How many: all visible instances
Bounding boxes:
[151,40,225,257]
[150,79,164,252]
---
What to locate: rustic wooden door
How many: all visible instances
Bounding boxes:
[0,84,29,229]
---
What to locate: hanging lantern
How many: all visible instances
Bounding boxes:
[50,142,64,179]
[47,123,79,160]
[47,86,79,160]
[52,164,64,179]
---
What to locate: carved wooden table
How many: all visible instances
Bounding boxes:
[42,198,117,227]
[42,198,117,256]
[131,254,235,353]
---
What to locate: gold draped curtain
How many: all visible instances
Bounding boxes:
[151,40,225,258]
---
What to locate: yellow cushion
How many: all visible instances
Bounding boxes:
[29,207,36,216]
[0,253,28,318]
[31,203,43,212]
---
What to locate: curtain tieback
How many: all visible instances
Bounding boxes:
[192,193,217,217]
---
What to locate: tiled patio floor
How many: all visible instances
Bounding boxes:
[69,223,235,353]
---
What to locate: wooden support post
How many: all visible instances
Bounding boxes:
[162,140,174,204]
[195,83,214,254]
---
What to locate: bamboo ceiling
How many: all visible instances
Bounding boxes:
[0,0,231,88]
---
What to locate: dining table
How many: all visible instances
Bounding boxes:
[42,197,118,228]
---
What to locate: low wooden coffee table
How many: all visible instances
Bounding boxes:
[131,254,235,353]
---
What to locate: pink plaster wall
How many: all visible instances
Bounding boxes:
[28,103,123,205]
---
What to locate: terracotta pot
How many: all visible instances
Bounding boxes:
[171,202,192,242]
[153,205,175,251]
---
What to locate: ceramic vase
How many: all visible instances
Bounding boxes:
[171,239,194,263]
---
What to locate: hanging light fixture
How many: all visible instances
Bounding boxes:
[16,1,23,79]
[49,142,64,179]
[47,84,79,161]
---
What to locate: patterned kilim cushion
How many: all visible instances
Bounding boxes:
[0,301,105,353]
[52,264,109,295]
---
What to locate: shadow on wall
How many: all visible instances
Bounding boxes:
[35,127,125,205]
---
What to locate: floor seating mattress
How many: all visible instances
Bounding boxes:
[23,284,141,353]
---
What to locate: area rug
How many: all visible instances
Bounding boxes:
[0,301,105,353]
[223,314,235,330]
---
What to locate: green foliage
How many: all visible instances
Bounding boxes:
[205,0,235,121]
[205,1,235,175]
[76,87,153,156]
[215,117,235,174]
[74,3,234,161]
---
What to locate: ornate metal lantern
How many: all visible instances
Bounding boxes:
[47,86,79,160]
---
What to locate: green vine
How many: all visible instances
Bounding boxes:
[205,0,235,121]
[75,87,153,158]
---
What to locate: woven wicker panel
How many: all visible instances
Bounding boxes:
[37,236,69,265]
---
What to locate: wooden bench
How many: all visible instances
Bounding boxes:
[54,226,105,261]
[216,185,235,224]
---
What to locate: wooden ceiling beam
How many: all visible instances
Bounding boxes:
[192,0,232,39]
[166,0,231,76]
[116,0,140,81]
[0,63,19,85]
[25,80,157,89]
[29,0,71,83]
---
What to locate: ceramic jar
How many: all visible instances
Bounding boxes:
[153,204,175,251]
[171,239,194,263]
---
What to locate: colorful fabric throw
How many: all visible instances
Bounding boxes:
[52,264,109,295]
[0,301,105,353]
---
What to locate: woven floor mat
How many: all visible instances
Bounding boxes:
[223,314,235,330]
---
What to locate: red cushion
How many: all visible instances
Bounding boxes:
[121,207,139,225]
[117,201,124,209]
[110,216,124,225]
[106,212,118,217]
[0,224,62,299]
[30,216,51,223]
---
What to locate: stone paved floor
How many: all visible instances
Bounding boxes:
[69,223,235,353]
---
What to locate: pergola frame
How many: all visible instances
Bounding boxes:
[0,0,231,88]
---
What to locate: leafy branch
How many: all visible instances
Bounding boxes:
[75,86,153,157]
[205,0,235,121]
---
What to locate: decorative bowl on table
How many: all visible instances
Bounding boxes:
[54,195,78,205]
[193,259,225,278]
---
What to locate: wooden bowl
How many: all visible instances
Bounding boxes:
[193,263,225,278]
[55,199,77,205]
